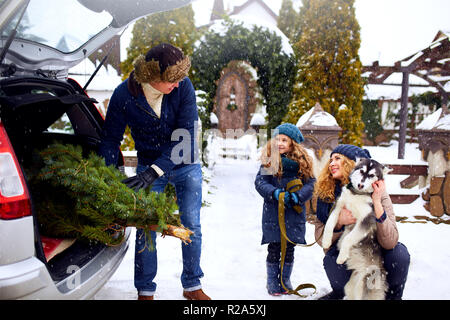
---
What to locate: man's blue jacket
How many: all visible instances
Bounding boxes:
[98,76,199,173]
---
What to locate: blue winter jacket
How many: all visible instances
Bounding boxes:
[255,165,316,245]
[98,76,199,172]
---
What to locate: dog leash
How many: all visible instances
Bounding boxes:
[278,179,317,298]
[397,215,450,224]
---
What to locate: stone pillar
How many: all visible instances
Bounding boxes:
[297,103,342,216]
[297,102,342,179]
[417,107,450,217]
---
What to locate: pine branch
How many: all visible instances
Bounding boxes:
[29,143,191,246]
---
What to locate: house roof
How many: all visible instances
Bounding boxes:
[432,30,450,42]
[69,58,122,91]
[229,0,277,21]
[210,0,226,21]
[362,30,450,103]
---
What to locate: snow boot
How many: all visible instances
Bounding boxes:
[281,262,294,294]
[266,262,282,296]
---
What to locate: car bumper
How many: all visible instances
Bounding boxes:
[0,228,130,299]
[0,256,52,299]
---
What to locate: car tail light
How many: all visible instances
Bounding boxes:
[0,121,32,219]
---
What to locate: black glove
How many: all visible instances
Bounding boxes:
[122,167,159,192]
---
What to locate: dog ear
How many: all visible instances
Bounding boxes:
[383,165,393,175]
[354,157,363,164]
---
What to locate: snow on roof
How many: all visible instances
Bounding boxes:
[210,112,219,124]
[250,113,266,125]
[383,72,429,86]
[69,59,122,91]
[432,30,450,43]
[296,105,339,128]
[363,84,436,100]
[207,15,293,56]
[229,0,278,25]
[416,108,443,130]
[296,107,314,127]
[436,113,450,130]
[416,108,450,130]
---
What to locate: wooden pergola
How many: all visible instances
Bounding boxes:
[362,31,450,159]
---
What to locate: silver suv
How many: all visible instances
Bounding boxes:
[0,0,191,299]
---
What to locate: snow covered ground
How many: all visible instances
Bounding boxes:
[95,141,450,300]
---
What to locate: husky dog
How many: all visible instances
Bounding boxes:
[322,158,392,300]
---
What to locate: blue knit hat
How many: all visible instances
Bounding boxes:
[331,144,371,161]
[274,123,304,144]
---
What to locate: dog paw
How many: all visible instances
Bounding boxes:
[336,253,348,264]
[322,237,331,249]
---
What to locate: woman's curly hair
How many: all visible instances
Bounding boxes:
[313,154,355,202]
[260,137,314,180]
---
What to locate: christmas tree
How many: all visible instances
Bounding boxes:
[28,143,192,247]
[284,0,365,146]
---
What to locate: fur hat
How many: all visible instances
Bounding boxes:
[274,123,304,144]
[331,144,371,161]
[133,43,191,84]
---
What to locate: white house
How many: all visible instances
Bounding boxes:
[68,59,122,117]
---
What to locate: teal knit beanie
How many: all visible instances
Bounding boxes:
[274,123,304,144]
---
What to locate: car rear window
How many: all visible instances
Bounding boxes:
[1,0,112,53]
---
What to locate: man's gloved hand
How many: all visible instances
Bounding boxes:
[122,167,159,192]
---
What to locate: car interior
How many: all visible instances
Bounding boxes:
[0,76,124,281]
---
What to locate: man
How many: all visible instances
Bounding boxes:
[98,43,209,300]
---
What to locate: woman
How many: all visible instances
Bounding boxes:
[313,144,410,300]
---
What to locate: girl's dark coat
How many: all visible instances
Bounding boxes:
[255,166,315,244]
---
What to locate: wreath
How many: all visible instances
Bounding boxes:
[191,19,296,131]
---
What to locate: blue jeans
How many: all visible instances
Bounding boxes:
[134,163,204,296]
[323,242,410,299]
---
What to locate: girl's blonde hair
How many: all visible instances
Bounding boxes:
[313,154,355,202]
[260,136,314,180]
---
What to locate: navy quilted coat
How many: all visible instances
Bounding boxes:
[255,164,315,245]
[98,76,198,171]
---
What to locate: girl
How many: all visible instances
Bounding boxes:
[313,144,410,300]
[254,123,315,296]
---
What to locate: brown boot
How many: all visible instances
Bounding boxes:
[138,295,154,300]
[183,289,211,300]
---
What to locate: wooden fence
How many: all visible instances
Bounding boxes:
[384,163,428,204]
[122,155,428,205]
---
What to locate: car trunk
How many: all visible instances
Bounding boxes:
[0,75,124,282]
